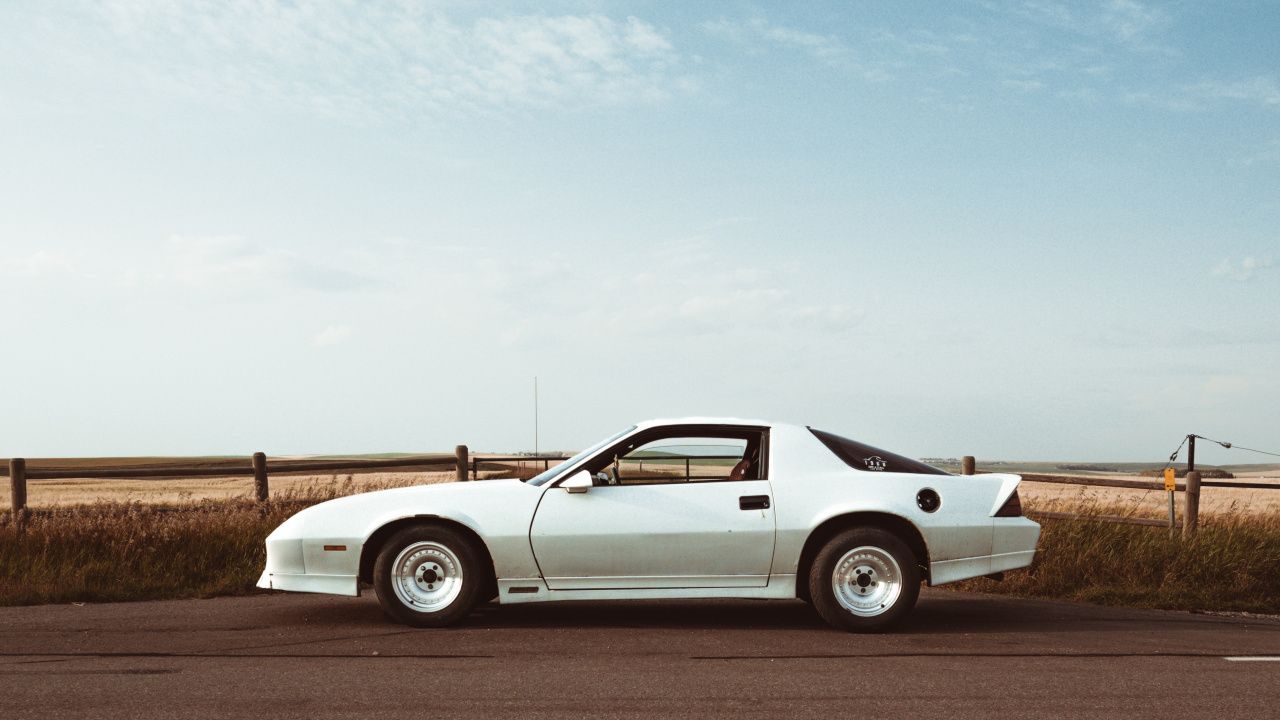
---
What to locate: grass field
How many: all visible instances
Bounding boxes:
[0,476,420,606]
[3,461,1278,613]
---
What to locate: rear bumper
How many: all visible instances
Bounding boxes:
[929,517,1041,586]
[257,570,360,597]
[928,550,1036,586]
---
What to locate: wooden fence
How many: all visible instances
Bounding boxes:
[7,449,1276,539]
[5,446,572,520]
[957,455,1280,538]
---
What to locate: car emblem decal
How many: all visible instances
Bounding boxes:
[864,456,887,471]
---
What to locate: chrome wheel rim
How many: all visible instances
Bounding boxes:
[391,541,464,612]
[832,545,902,617]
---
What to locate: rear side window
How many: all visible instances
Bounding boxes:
[809,428,951,476]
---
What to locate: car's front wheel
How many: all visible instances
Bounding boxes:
[373,525,483,627]
[809,527,920,632]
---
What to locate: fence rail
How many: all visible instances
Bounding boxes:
[468,455,573,481]
[1025,510,1183,529]
[5,448,573,519]
[982,464,1279,538]
[1016,472,1280,492]
[1016,473,1184,491]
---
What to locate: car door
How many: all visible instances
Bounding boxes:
[529,428,776,590]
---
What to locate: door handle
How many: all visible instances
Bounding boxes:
[739,495,770,511]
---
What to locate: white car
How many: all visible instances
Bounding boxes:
[258,419,1040,632]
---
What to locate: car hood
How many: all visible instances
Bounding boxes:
[270,478,540,541]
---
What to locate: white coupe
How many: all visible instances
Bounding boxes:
[258,419,1040,632]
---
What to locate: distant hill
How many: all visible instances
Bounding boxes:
[1139,468,1234,479]
[921,459,1279,475]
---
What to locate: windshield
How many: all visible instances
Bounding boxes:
[525,426,638,486]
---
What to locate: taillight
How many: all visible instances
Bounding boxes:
[995,489,1022,517]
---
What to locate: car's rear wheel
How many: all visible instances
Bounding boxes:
[809,527,920,632]
[373,525,483,627]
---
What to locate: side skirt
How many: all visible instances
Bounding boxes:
[497,575,797,604]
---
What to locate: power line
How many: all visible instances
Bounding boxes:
[1230,445,1280,459]
[1194,435,1280,459]
[1160,436,1189,471]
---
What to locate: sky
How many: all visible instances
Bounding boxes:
[1,1,1277,465]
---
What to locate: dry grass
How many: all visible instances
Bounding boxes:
[947,495,1280,614]
[2,475,1278,613]
[0,475,427,606]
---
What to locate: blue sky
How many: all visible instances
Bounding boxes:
[1,1,1276,464]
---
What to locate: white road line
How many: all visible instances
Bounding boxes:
[1224,657,1280,662]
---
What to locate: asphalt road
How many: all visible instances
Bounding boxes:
[1,590,1277,719]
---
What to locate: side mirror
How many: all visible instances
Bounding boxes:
[561,471,592,494]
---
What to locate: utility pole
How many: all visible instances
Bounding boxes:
[1184,434,1201,538]
[534,376,539,458]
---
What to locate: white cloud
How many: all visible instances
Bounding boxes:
[0,250,79,277]
[1212,256,1275,282]
[165,235,373,292]
[1100,0,1168,43]
[311,324,352,348]
[418,238,866,351]
[1003,79,1045,92]
[704,18,851,65]
[1201,375,1249,406]
[1229,138,1280,168]
[1123,76,1280,113]
[1056,88,1098,101]
[701,3,1181,102]
[1188,77,1280,108]
[42,2,684,119]
[1021,1,1075,27]
[1013,0,1169,45]
[166,235,273,289]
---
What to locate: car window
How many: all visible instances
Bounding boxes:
[618,437,746,484]
[526,426,637,486]
[809,428,951,476]
[585,428,767,486]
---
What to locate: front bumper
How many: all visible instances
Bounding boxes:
[257,570,360,596]
[259,505,362,597]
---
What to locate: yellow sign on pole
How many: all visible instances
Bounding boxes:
[1164,468,1176,492]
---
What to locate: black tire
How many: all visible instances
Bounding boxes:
[373,525,484,628]
[808,527,920,632]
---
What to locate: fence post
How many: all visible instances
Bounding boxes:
[252,452,269,503]
[962,456,975,476]
[456,445,468,483]
[1183,470,1201,538]
[9,458,26,521]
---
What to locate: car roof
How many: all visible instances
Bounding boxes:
[633,417,796,432]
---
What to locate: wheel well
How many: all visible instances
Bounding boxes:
[359,517,497,597]
[794,512,930,602]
